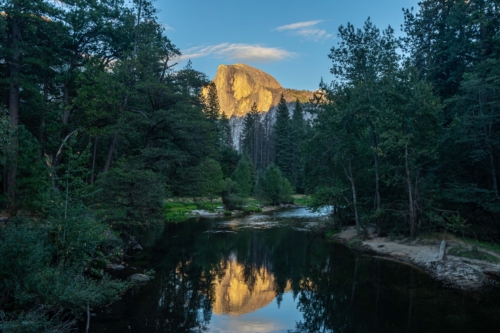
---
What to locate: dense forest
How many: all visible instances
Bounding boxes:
[1,0,500,331]
[303,0,500,241]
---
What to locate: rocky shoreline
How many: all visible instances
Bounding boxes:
[329,226,500,291]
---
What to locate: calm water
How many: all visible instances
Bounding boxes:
[91,208,500,333]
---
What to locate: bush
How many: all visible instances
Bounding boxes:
[254,163,293,206]
[96,159,165,229]
[0,218,129,332]
[221,178,245,210]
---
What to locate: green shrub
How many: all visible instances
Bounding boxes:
[0,218,129,332]
[254,164,293,206]
[96,159,165,229]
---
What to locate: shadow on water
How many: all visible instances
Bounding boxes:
[90,208,500,333]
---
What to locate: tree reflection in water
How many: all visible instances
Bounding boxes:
[91,215,500,333]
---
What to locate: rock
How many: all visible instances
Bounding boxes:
[106,263,125,270]
[130,273,151,282]
[203,64,315,150]
[391,252,409,257]
[128,236,138,246]
[203,64,283,118]
[484,270,500,280]
[438,240,447,260]
[133,244,143,251]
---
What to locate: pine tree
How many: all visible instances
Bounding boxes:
[241,102,262,168]
[255,163,292,206]
[273,94,292,181]
[219,111,233,149]
[232,154,254,197]
[290,99,305,190]
[204,82,221,121]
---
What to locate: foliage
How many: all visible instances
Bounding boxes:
[96,159,166,229]
[232,154,254,197]
[221,178,245,211]
[255,163,293,206]
[273,94,293,181]
[196,158,225,210]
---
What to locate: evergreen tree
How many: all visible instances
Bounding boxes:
[290,99,305,190]
[197,158,225,211]
[241,102,262,168]
[219,111,233,149]
[273,94,292,181]
[255,163,293,206]
[232,154,254,197]
[203,82,221,121]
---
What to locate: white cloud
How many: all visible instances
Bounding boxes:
[296,28,332,40]
[163,23,174,31]
[177,43,294,62]
[274,20,332,41]
[275,20,323,31]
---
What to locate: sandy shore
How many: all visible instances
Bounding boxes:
[330,226,500,290]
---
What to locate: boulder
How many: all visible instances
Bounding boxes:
[106,263,125,270]
[130,273,151,283]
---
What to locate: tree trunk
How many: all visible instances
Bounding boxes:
[405,144,416,237]
[103,134,117,173]
[343,159,360,233]
[40,76,49,145]
[62,81,71,125]
[6,14,21,208]
[90,136,98,185]
[489,144,498,197]
[369,123,382,234]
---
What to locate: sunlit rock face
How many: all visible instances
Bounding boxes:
[204,63,283,118]
[204,63,316,150]
[212,257,288,316]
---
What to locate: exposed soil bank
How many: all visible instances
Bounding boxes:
[329,226,500,291]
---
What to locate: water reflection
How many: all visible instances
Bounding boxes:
[90,209,500,333]
[211,253,291,316]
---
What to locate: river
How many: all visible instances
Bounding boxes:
[91,207,500,333]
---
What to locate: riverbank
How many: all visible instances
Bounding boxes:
[191,203,298,218]
[165,195,308,221]
[329,226,500,291]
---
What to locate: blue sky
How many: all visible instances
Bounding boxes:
[155,0,420,91]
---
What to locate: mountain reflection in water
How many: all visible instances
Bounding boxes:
[211,253,291,316]
[90,208,500,333]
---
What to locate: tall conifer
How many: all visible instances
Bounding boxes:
[273,94,292,181]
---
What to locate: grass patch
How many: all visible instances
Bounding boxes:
[245,197,264,206]
[325,229,340,238]
[292,194,311,206]
[419,232,500,255]
[462,238,500,254]
[243,205,262,214]
[448,246,500,263]
[348,238,363,249]
[164,201,197,222]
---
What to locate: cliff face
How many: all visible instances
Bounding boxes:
[204,63,316,150]
[204,63,283,118]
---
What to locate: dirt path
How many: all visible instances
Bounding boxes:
[330,227,500,290]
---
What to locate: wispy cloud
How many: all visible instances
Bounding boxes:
[296,28,332,39]
[274,20,332,41]
[275,20,323,31]
[163,23,174,31]
[177,43,294,62]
